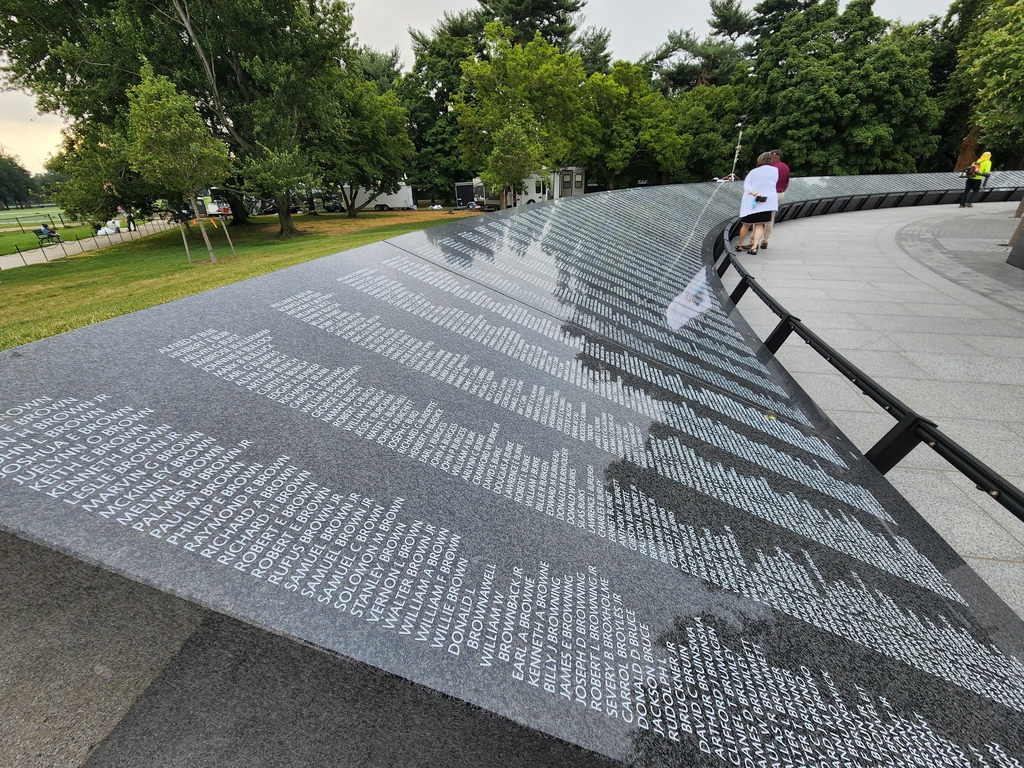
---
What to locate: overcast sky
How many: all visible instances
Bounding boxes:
[1,0,951,174]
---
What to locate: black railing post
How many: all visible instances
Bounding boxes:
[866,413,937,475]
[717,250,732,278]
[764,314,800,354]
[729,275,751,305]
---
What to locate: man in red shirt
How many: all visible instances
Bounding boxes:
[761,149,790,249]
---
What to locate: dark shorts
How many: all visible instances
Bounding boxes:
[741,211,772,224]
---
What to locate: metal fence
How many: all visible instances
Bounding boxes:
[708,173,1024,523]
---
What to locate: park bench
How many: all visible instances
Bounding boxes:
[35,230,62,247]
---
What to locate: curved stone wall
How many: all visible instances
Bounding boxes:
[1,173,1023,765]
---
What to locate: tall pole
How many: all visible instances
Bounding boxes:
[730,115,747,181]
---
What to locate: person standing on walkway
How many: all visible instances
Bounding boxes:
[760,149,790,249]
[736,152,779,255]
[126,210,136,231]
[959,151,993,208]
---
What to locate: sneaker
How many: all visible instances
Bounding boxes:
[966,203,973,207]
[959,204,966,208]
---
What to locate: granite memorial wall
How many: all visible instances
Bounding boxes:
[2,174,1023,766]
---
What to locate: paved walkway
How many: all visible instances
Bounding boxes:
[0,219,175,271]
[724,200,1024,619]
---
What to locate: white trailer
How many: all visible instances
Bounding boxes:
[342,183,416,211]
[472,173,554,210]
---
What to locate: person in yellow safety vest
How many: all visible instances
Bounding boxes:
[959,151,993,208]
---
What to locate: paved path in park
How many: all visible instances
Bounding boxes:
[724,200,1024,620]
[0,219,175,271]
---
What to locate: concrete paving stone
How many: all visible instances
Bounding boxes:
[814,300,924,317]
[881,331,991,355]
[800,327,893,350]
[900,353,1024,385]
[963,559,1024,621]
[958,334,1024,358]
[883,470,1024,561]
[781,371,880,413]
[776,311,871,331]
[821,287,948,303]
[919,418,1024,479]
[816,408,898,453]
[903,303,992,319]
[828,349,935,380]
[879,379,1024,421]
[942,470,1024,544]
[0,531,207,768]
[868,280,931,291]
[856,313,1021,336]
[773,345,843,375]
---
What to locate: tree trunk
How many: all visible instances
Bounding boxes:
[178,222,193,265]
[306,192,319,215]
[190,194,217,262]
[275,193,300,237]
[954,126,981,173]
[221,188,251,227]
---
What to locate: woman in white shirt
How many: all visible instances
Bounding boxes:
[736,152,779,255]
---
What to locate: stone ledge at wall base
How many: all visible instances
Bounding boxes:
[2,172,1024,767]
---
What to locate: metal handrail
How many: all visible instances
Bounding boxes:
[710,198,1024,524]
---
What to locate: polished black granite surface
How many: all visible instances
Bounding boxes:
[2,176,1023,766]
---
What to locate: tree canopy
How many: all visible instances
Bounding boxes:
[1,0,1020,225]
[747,0,940,175]
[959,0,1024,166]
[0,152,32,209]
[127,66,231,260]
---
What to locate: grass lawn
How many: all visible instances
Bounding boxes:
[0,207,68,228]
[0,209,477,351]
[0,223,96,256]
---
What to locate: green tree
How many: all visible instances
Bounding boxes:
[310,82,415,216]
[748,0,940,175]
[672,81,750,181]
[358,46,404,95]
[573,26,613,76]
[581,62,689,188]
[0,0,359,235]
[747,0,818,44]
[127,67,231,261]
[398,11,483,202]
[240,147,314,234]
[456,23,598,175]
[479,113,547,207]
[477,0,584,49]
[0,152,32,209]
[28,169,69,205]
[919,0,990,170]
[708,0,755,41]
[47,125,165,225]
[958,0,1024,166]
[643,31,746,95]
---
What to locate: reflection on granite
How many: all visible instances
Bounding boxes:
[2,174,1023,765]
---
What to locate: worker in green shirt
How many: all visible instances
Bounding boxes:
[959,151,992,208]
